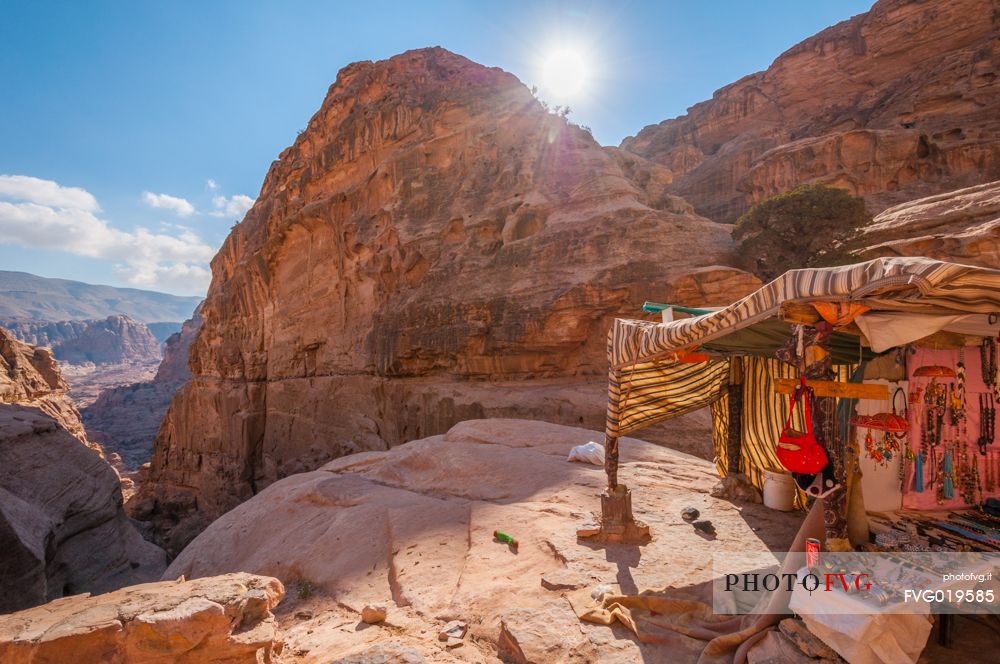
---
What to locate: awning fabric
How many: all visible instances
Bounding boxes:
[605,357,729,438]
[609,257,1000,369]
[603,257,1000,498]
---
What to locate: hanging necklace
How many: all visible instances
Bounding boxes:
[979,393,996,455]
[924,381,946,448]
[962,455,982,506]
[982,336,997,388]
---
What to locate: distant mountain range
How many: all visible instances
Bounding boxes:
[0,271,202,324]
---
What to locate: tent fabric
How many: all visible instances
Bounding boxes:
[605,357,729,438]
[700,318,875,364]
[709,357,854,509]
[609,257,1000,369]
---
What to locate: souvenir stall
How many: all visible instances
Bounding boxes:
[578,257,1000,663]
[858,323,1000,552]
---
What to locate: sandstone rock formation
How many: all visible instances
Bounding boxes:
[83,307,203,469]
[622,0,1000,222]
[0,404,166,613]
[0,326,88,443]
[165,419,802,663]
[0,573,283,663]
[155,419,997,662]
[132,47,760,552]
[854,179,1000,266]
[5,314,162,365]
[147,321,184,343]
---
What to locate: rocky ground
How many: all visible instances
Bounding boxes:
[0,573,283,663]
[6,417,991,662]
[60,359,160,407]
[163,419,802,662]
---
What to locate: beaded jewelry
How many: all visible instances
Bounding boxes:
[982,336,996,389]
[979,393,996,455]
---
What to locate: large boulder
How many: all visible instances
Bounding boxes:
[0,405,166,613]
[622,0,1000,222]
[0,573,284,663]
[131,47,760,554]
[854,180,1000,266]
[164,419,801,662]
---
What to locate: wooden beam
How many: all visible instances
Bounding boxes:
[780,301,821,325]
[774,377,888,401]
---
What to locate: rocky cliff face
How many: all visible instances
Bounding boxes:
[153,306,202,385]
[854,179,1000,264]
[131,47,759,553]
[83,307,203,469]
[0,328,166,612]
[0,326,88,444]
[5,314,162,365]
[622,0,1000,222]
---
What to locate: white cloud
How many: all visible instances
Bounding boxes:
[0,176,214,294]
[0,175,100,212]
[211,193,255,219]
[206,179,218,190]
[141,191,195,216]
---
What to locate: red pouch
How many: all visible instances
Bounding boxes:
[776,377,829,474]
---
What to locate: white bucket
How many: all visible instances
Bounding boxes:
[762,469,796,511]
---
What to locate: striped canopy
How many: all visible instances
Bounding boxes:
[603,257,1000,495]
[609,257,1000,370]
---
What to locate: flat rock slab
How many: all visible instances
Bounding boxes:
[165,419,803,662]
[0,572,284,664]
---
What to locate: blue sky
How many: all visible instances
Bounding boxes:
[0,1,872,295]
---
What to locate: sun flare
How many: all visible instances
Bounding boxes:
[539,48,589,102]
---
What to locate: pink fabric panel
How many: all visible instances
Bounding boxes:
[901,346,1000,509]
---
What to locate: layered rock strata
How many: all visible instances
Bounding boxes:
[5,314,162,365]
[622,0,1000,222]
[0,326,88,443]
[83,307,203,469]
[0,573,283,663]
[854,179,1000,266]
[131,47,759,553]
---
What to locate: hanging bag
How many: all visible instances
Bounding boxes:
[776,376,829,473]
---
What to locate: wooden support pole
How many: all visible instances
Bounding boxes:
[726,358,744,475]
[605,434,619,491]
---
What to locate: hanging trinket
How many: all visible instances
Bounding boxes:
[941,448,955,502]
[901,446,914,491]
[982,335,997,390]
[853,389,908,469]
[914,450,924,493]
[962,455,983,506]
[923,380,946,448]
[978,393,996,455]
[951,350,967,424]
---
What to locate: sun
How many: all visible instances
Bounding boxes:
[539,48,589,102]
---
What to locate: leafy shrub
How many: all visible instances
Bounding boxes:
[296,580,316,600]
[732,184,871,280]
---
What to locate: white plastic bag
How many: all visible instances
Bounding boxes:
[567,441,605,466]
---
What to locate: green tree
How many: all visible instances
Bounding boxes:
[732,184,871,280]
